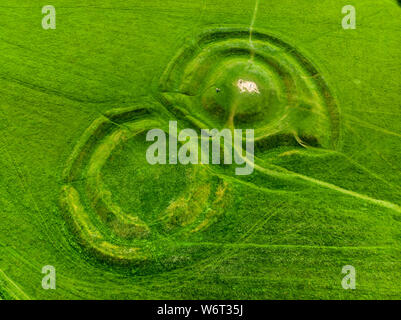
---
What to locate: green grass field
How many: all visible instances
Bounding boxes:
[1,0,401,300]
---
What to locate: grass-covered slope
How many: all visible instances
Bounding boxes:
[0,0,401,299]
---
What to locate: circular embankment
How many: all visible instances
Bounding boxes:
[61,105,230,268]
[159,27,340,150]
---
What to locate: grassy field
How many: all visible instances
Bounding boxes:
[0,0,401,299]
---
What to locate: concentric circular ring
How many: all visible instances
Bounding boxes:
[61,105,230,267]
[159,26,340,150]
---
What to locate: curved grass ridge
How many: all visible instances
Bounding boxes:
[61,104,230,266]
[61,105,159,264]
[159,26,340,151]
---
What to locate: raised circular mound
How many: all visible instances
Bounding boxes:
[159,27,340,149]
[61,27,340,268]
